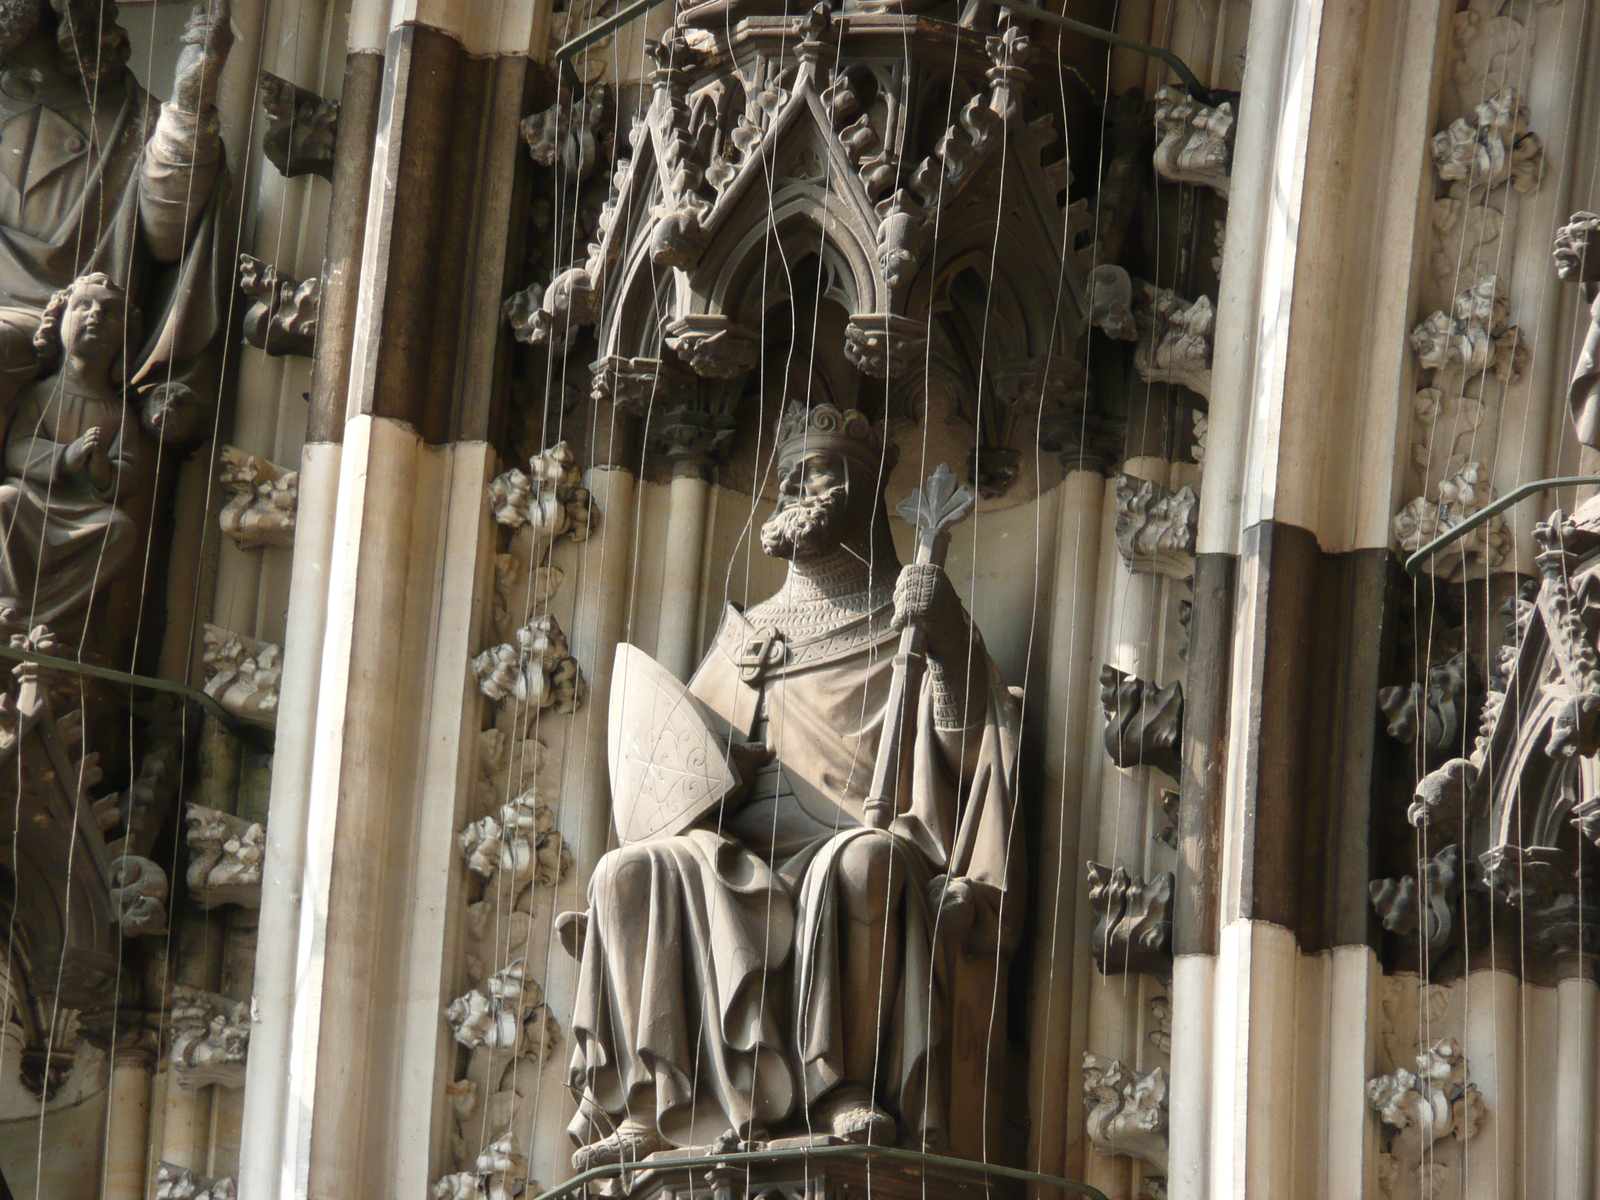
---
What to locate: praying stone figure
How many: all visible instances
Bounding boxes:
[0,272,139,625]
[0,0,232,428]
[565,403,1023,1168]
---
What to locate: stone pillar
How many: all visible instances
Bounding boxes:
[1027,467,1105,1187]
[1554,969,1596,1200]
[235,11,384,1192]
[656,459,713,680]
[261,0,552,1193]
[102,1048,155,1200]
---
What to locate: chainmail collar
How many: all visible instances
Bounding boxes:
[744,545,897,639]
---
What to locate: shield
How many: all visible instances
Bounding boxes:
[608,644,742,845]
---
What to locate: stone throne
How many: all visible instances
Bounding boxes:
[513,0,1094,1188]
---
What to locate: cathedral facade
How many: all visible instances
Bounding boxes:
[0,1,1597,1199]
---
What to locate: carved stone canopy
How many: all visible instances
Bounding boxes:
[513,4,1092,495]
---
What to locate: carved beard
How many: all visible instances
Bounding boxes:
[760,483,851,560]
[0,0,43,61]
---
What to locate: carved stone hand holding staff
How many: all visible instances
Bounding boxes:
[865,463,974,829]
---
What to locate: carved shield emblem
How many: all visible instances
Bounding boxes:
[608,644,740,845]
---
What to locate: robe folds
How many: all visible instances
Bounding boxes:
[568,600,1024,1152]
[0,385,139,624]
[0,73,228,407]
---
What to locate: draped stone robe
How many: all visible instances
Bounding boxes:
[0,381,140,624]
[568,586,1024,1154]
[0,67,227,404]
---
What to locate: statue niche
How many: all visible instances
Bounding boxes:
[0,272,140,629]
[563,403,1024,1169]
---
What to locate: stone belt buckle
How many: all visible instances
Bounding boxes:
[737,626,785,683]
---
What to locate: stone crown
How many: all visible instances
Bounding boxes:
[775,402,888,468]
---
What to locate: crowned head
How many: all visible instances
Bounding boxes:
[759,402,898,563]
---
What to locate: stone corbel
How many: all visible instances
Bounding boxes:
[1088,264,1139,341]
[843,313,928,380]
[1368,1039,1484,1185]
[1083,1052,1168,1171]
[170,984,250,1089]
[259,70,338,181]
[239,254,320,357]
[1152,85,1234,197]
[1480,843,1599,959]
[1087,861,1174,975]
[1114,475,1197,580]
[432,1131,531,1200]
[185,804,265,909]
[201,625,281,730]
[1369,844,1465,957]
[1431,88,1543,197]
[218,446,297,550]
[651,405,739,473]
[155,1162,238,1200]
[1133,284,1214,398]
[664,315,762,379]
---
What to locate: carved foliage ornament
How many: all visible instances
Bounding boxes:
[218,445,297,549]
[239,254,320,358]
[1367,1038,1483,1172]
[1114,476,1197,581]
[156,1162,238,1200]
[1100,665,1184,779]
[1369,844,1465,958]
[1152,85,1234,196]
[1430,89,1543,197]
[1087,860,1173,976]
[186,804,265,909]
[432,1132,531,1200]
[170,984,250,1090]
[1084,1053,1168,1171]
[444,959,560,1062]
[202,625,281,730]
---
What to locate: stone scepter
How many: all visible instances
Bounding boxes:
[863,462,974,829]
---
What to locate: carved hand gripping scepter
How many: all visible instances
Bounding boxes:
[863,463,975,830]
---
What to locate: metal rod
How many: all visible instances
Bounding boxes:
[0,644,274,751]
[530,1143,1112,1200]
[551,0,1216,100]
[1403,474,1600,577]
[555,0,673,87]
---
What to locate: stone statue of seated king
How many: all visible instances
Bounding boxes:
[563,402,1025,1169]
[0,272,141,629]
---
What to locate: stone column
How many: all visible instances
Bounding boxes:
[235,10,384,1194]
[264,1,553,1193]
[1554,968,1596,1200]
[102,1048,155,1200]
[1027,465,1106,1187]
[656,458,713,680]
